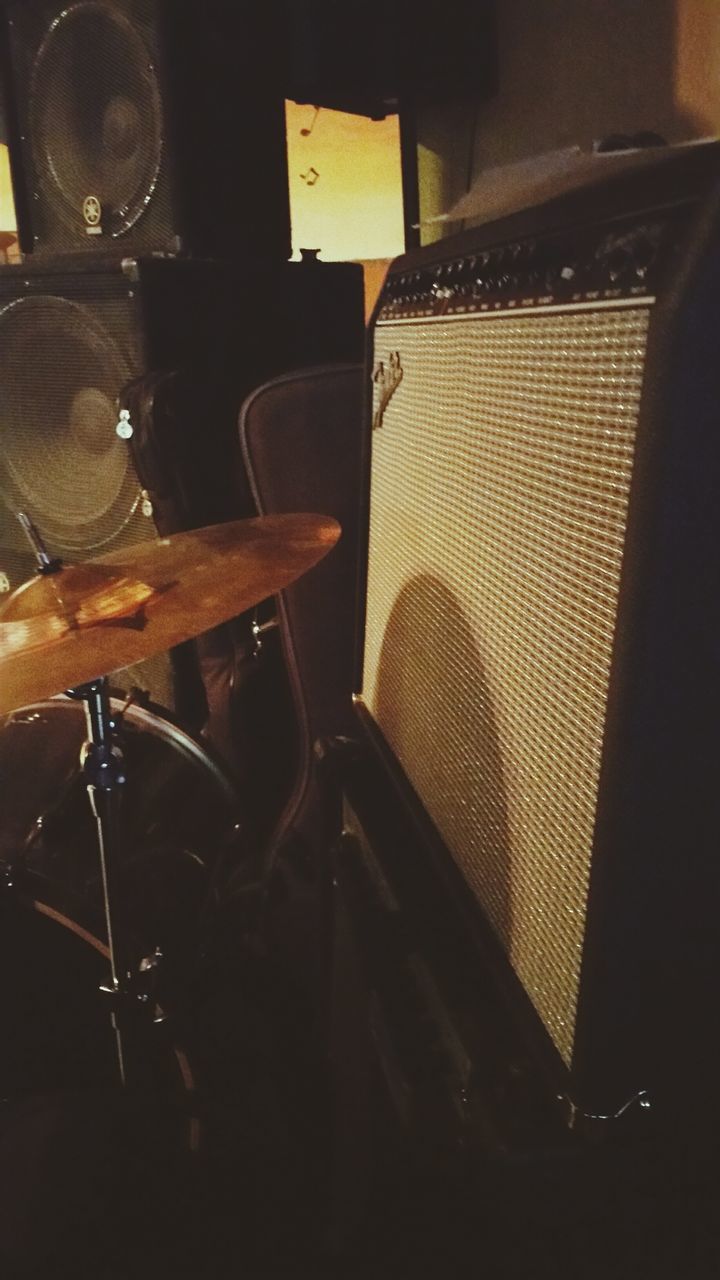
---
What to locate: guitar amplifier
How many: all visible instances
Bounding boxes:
[347,141,720,1143]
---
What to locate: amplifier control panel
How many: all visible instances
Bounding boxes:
[378,210,687,320]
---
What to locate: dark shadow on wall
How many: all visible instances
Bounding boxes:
[374,572,513,950]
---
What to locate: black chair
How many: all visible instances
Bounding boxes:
[222,362,365,936]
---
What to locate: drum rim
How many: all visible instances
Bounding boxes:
[3,693,239,807]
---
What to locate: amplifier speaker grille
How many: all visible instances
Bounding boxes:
[362,305,650,1063]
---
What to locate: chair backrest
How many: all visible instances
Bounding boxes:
[238,362,365,874]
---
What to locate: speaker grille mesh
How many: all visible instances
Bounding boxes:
[0,295,141,552]
[361,305,650,1064]
[30,1,162,238]
[0,292,174,712]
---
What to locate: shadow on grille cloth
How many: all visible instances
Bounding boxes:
[374,573,513,948]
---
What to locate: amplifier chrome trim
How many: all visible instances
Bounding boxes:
[377,296,655,326]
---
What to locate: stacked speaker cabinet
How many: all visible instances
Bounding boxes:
[0,255,363,716]
[337,142,720,1157]
[0,0,364,736]
[0,0,290,259]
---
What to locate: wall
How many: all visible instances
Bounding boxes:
[417,0,717,242]
[286,101,405,262]
[675,0,720,133]
[0,145,15,231]
[285,101,403,320]
[0,143,18,260]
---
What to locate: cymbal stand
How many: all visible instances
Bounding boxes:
[17,509,128,1080]
[69,677,131,1086]
[68,680,167,1090]
[16,509,165,1080]
[16,511,150,1087]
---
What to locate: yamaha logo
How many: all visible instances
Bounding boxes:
[82,195,103,234]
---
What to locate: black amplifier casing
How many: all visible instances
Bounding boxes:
[345,141,720,1149]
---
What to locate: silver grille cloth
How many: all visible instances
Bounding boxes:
[361,305,650,1064]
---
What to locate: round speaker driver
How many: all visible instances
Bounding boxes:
[30,2,163,239]
[0,295,142,554]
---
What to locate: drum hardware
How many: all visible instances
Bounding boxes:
[98,948,167,1027]
[136,946,167,1022]
[16,510,63,577]
[0,511,341,715]
[0,511,341,1090]
[0,691,237,1150]
[251,606,280,659]
[67,675,164,1086]
[16,514,139,1082]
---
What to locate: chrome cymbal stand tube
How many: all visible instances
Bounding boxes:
[17,512,135,1086]
[69,677,131,1086]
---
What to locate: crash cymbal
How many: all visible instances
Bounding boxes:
[0,513,340,715]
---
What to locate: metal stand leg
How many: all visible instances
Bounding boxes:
[70,678,131,1086]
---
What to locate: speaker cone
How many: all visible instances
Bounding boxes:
[30,1,163,239]
[0,295,141,555]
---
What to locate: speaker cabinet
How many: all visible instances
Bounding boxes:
[355,142,720,1134]
[0,254,363,714]
[1,0,290,259]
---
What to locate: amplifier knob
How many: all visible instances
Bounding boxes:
[472,263,485,295]
[506,242,525,268]
[631,235,656,280]
[606,246,632,284]
[541,243,560,290]
[544,263,561,291]
[544,255,578,291]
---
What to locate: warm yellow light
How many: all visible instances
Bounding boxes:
[285,102,405,262]
[0,145,17,232]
